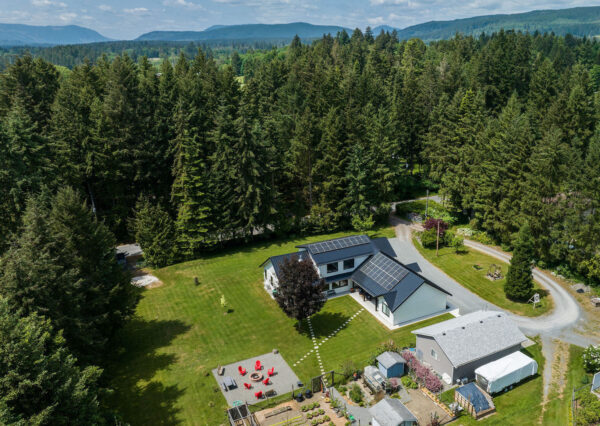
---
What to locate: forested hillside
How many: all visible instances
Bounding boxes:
[0,23,110,46]
[3,29,600,282]
[3,26,600,421]
[391,6,600,40]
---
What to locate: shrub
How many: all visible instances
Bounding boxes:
[318,408,324,415]
[423,218,448,235]
[340,360,357,379]
[451,235,465,253]
[301,405,309,412]
[349,384,363,403]
[324,415,330,421]
[307,412,313,419]
[312,402,319,409]
[583,345,600,373]
[402,350,443,393]
[401,375,418,389]
[367,339,403,366]
[420,228,438,248]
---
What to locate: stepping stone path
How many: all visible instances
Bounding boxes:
[292,308,365,388]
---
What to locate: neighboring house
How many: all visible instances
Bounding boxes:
[261,235,451,327]
[592,372,600,397]
[412,310,527,383]
[377,351,406,378]
[370,397,418,426]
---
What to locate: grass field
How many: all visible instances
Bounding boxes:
[104,225,451,425]
[414,238,552,317]
[453,341,545,425]
[542,345,590,425]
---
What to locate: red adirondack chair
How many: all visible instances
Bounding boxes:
[244,383,251,390]
[255,360,262,370]
[267,367,274,377]
[238,366,246,375]
[254,391,263,399]
[262,378,270,385]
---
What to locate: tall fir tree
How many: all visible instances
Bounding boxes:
[505,223,535,301]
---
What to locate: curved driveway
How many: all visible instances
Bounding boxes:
[389,216,595,348]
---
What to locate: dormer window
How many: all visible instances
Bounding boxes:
[327,262,339,273]
[343,258,355,270]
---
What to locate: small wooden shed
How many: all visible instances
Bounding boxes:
[455,382,495,419]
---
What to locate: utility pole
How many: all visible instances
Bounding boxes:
[436,220,440,257]
[425,189,429,218]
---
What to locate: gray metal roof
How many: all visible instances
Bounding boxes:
[456,382,490,413]
[351,252,451,311]
[412,311,527,367]
[369,398,417,425]
[377,351,406,368]
[593,372,600,392]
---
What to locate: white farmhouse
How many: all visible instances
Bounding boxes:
[261,235,451,327]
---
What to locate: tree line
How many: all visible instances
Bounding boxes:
[2,26,600,422]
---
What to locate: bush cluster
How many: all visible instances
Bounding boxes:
[402,351,443,393]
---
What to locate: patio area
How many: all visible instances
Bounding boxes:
[211,351,300,406]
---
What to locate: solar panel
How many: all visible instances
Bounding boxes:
[360,252,409,291]
[307,235,370,254]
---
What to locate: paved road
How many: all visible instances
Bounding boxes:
[388,216,597,348]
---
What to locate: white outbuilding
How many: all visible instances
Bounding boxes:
[474,351,538,394]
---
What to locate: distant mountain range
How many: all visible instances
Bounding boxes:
[3,6,600,47]
[376,7,600,41]
[136,22,349,42]
[0,24,110,46]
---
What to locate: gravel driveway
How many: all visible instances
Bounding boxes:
[388,216,597,348]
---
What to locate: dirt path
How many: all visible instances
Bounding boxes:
[540,336,570,421]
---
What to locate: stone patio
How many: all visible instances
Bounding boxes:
[211,352,300,406]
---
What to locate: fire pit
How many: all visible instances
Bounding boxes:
[250,372,263,382]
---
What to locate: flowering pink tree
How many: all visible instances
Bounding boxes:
[401,351,443,393]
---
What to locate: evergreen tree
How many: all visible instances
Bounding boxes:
[505,223,535,301]
[0,188,137,362]
[0,299,105,425]
[131,197,176,268]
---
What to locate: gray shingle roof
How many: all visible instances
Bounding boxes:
[369,398,417,425]
[593,372,600,392]
[377,351,406,368]
[412,311,526,367]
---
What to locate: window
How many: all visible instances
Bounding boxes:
[381,302,390,317]
[431,349,438,360]
[326,262,339,273]
[343,258,355,270]
[270,276,273,285]
[332,280,348,289]
[264,270,267,279]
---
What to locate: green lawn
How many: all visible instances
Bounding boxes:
[453,342,545,425]
[414,238,552,317]
[104,226,448,425]
[542,345,590,425]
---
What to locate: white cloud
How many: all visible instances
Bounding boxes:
[31,0,67,7]
[163,0,204,9]
[367,16,385,25]
[59,12,77,22]
[370,0,406,5]
[123,7,150,15]
[98,4,113,11]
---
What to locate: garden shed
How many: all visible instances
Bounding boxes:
[455,382,495,419]
[377,351,406,378]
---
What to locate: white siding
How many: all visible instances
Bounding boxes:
[391,284,447,326]
[377,296,394,326]
[317,254,369,279]
[372,418,382,426]
[263,261,278,294]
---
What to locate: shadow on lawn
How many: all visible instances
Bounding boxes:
[295,311,350,339]
[105,318,191,426]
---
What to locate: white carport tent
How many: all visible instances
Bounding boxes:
[474,351,538,394]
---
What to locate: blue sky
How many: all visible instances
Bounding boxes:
[0,0,597,40]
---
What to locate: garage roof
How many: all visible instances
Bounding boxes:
[412,311,527,367]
